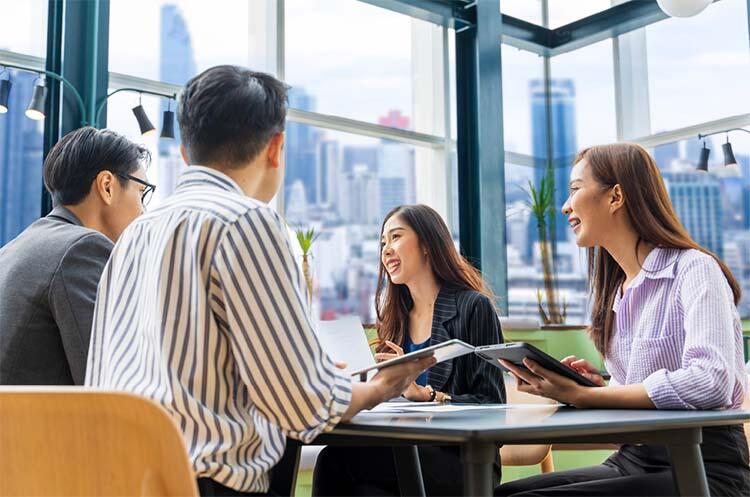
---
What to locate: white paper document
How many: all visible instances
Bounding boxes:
[315,316,375,379]
[367,402,561,413]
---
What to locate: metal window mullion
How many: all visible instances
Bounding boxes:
[442,24,454,231]
[629,113,750,149]
[287,108,446,148]
[276,0,285,213]
[41,0,64,216]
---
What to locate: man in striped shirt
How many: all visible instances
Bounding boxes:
[85,65,434,496]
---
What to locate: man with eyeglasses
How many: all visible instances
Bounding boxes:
[0,126,152,386]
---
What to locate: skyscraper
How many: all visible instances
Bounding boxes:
[653,141,680,170]
[526,79,577,262]
[0,71,44,246]
[376,110,415,218]
[159,4,196,196]
[663,168,723,258]
[286,88,320,210]
[318,139,339,207]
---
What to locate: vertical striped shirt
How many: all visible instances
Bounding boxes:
[607,247,747,409]
[85,166,352,493]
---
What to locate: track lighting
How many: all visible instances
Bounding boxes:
[696,129,749,174]
[160,98,175,139]
[25,77,47,120]
[0,77,10,114]
[132,94,156,136]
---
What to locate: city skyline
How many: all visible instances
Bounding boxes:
[4,1,750,322]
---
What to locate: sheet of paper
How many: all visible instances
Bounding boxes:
[316,316,375,379]
[367,402,562,413]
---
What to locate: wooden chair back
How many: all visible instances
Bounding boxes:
[0,388,198,496]
[499,375,556,472]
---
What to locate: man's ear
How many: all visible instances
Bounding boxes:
[609,184,625,214]
[94,170,116,206]
[267,132,285,169]
[179,144,190,166]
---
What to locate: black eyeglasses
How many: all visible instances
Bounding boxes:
[116,173,156,206]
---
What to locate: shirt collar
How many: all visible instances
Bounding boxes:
[612,247,680,312]
[48,205,83,226]
[432,285,459,324]
[176,165,245,196]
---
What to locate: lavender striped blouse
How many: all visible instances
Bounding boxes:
[606,247,747,409]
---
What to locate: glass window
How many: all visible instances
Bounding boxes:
[547,0,622,28]
[285,0,446,135]
[0,0,48,57]
[501,0,543,25]
[644,0,750,133]
[108,0,276,83]
[502,45,544,156]
[504,162,589,322]
[549,39,617,155]
[0,69,44,246]
[651,134,750,317]
[283,123,454,323]
[104,90,174,204]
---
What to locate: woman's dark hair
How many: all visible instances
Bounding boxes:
[374,204,495,352]
[43,126,150,206]
[580,143,741,355]
[178,65,289,168]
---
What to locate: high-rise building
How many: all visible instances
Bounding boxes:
[653,142,680,170]
[318,139,339,207]
[526,79,577,262]
[159,4,197,196]
[343,145,378,175]
[378,142,415,219]
[0,71,44,246]
[378,109,410,130]
[663,167,723,258]
[342,164,378,225]
[286,88,320,210]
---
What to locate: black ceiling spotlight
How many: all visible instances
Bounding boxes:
[0,67,10,114]
[132,93,156,136]
[697,140,710,172]
[722,136,738,169]
[697,128,749,174]
[160,97,175,139]
[25,76,47,120]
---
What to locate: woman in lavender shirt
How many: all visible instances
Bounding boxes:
[497,143,749,496]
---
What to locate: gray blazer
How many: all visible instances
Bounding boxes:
[0,207,113,385]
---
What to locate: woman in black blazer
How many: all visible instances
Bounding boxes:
[313,204,505,496]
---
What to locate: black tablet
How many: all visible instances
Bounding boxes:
[474,342,599,387]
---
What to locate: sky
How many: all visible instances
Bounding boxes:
[1,0,749,157]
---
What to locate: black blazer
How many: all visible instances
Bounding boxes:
[419,286,506,404]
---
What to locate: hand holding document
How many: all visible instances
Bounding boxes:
[315,316,376,379]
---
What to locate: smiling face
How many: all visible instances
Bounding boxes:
[561,159,617,248]
[380,214,431,285]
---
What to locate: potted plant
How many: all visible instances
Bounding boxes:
[295,227,319,308]
[527,172,567,325]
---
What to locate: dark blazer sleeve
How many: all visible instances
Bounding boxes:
[48,233,113,385]
[449,294,506,404]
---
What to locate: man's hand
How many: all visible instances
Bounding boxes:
[342,354,436,421]
[368,355,437,406]
[374,340,431,401]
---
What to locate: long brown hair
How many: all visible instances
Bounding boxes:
[374,204,494,352]
[581,143,741,355]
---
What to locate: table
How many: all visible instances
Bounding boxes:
[301,405,750,497]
